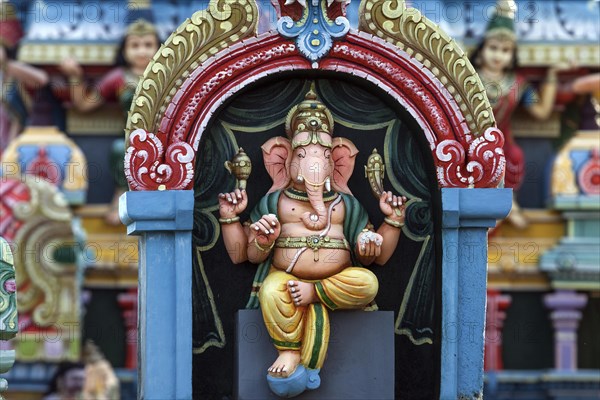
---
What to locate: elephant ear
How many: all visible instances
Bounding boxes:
[261,136,292,193]
[331,137,359,195]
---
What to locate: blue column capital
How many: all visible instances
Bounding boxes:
[119,190,194,234]
[442,188,512,229]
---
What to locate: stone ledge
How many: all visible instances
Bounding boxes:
[235,310,395,400]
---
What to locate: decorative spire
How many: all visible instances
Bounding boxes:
[485,0,517,41]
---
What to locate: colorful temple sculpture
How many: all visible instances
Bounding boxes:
[481,1,600,399]
[2,127,88,205]
[0,176,84,362]
[120,0,511,398]
[0,0,597,399]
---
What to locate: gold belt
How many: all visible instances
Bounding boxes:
[275,236,350,262]
[275,236,350,251]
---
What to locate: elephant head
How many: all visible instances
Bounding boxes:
[261,88,359,230]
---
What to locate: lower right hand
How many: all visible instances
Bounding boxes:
[248,214,281,247]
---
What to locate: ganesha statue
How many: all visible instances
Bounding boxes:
[219,88,406,397]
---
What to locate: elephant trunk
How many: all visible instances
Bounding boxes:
[301,177,330,231]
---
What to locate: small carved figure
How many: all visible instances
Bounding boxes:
[81,340,120,400]
[0,1,49,153]
[219,88,406,397]
[470,0,574,227]
[572,73,600,127]
[42,362,86,400]
[59,1,160,224]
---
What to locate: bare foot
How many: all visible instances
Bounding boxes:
[268,350,301,377]
[287,280,317,307]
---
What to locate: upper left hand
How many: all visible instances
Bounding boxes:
[379,191,407,223]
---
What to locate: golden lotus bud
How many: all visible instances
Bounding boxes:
[225,147,252,190]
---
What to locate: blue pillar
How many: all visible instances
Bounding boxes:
[120,190,194,400]
[439,188,512,400]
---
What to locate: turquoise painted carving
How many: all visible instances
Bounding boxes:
[277,0,350,62]
[0,238,17,340]
[0,236,17,396]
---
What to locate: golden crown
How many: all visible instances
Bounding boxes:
[485,0,517,41]
[126,18,157,36]
[285,86,335,149]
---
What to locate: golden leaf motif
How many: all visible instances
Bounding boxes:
[10,178,78,328]
[125,0,259,142]
[359,0,495,136]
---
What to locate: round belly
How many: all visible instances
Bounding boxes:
[272,248,351,280]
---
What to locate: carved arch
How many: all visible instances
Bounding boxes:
[359,0,496,136]
[125,0,259,141]
[125,0,505,191]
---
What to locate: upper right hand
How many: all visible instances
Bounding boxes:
[218,189,248,218]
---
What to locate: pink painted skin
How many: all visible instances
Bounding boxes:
[4,279,16,293]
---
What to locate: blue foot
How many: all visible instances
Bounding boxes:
[266,366,321,398]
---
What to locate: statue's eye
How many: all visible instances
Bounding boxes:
[324,149,331,159]
[297,149,306,158]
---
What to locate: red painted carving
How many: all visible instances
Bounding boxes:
[270,0,347,20]
[168,42,299,143]
[326,1,348,20]
[578,148,600,195]
[436,128,505,188]
[125,129,194,191]
[271,0,303,20]
[326,42,453,141]
[0,179,30,241]
[26,148,61,185]
[126,31,505,191]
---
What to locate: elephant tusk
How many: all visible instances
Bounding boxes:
[325,176,331,192]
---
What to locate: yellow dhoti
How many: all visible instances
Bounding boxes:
[258,267,378,370]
